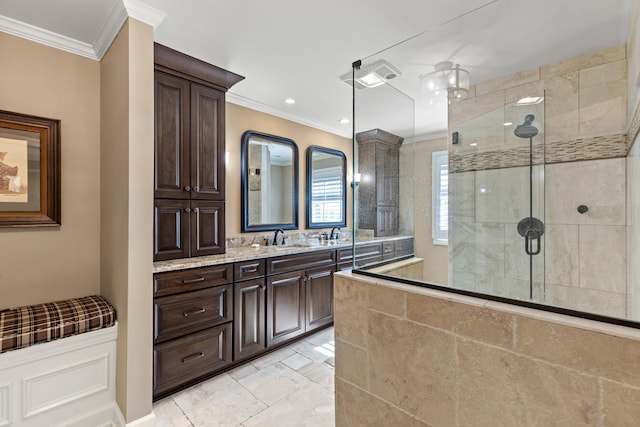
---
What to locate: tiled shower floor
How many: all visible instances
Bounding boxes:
[153,327,335,427]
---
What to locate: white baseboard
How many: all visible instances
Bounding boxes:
[59,402,122,427]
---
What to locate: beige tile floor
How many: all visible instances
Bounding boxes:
[153,327,335,427]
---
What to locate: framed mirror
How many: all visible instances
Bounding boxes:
[241,131,298,232]
[306,146,347,229]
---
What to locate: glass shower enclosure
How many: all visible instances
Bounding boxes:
[350,0,636,325]
[350,2,549,308]
[448,94,546,302]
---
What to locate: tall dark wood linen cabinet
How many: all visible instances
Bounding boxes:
[153,43,244,261]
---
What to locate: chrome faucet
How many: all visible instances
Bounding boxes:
[273,229,285,245]
[329,227,341,240]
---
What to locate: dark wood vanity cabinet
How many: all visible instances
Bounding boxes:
[152,250,338,400]
[153,43,244,261]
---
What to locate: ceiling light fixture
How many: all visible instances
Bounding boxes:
[284,98,296,104]
[516,96,544,105]
[504,122,513,126]
[421,61,470,101]
[339,118,350,124]
[340,59,402,90]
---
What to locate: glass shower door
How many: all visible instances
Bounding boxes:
[448,93,545,302]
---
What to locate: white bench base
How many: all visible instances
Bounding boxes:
[0,323,119,427]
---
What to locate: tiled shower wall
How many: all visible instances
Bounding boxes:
[448,45,629,317]
[627,0,640,322]
[627,140,639,320]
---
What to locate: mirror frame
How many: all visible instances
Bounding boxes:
[306,146,347,229]
[241,130,299,232]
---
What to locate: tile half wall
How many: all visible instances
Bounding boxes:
[334,272,640,426]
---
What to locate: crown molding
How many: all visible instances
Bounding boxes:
[123,0,167,28]
[0,0,166,61]
[226,92,351,139]
[92,0,129,59]
[0,14,98,59]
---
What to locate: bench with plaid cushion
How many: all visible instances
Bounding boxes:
[0,295,116,353]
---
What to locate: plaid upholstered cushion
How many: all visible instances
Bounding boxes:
[0,295,116,353]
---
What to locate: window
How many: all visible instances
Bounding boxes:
[432,150,448,245]
[311,166,343,223]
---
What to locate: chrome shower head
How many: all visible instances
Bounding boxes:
[514,114,538,138]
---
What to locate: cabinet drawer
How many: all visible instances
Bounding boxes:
[337,243,383,263]
[154,264,233,297]
[382,241,394,260]
[153,323,232,398]
[154,285,233,343]
[394,237,414,258]
[234,260,266,281]
[267,250,336,276]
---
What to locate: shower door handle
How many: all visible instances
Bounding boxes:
[524,230,541,256]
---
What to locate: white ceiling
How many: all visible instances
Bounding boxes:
[0,0,634,139]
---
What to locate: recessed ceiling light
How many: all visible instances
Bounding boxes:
[469,143,478,147]
[503,122,513,126]
[339,118,350,124]
[284,98,295,104]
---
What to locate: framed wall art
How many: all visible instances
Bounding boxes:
[0,110,61,227]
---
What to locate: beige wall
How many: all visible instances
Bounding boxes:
[335,272,640,426]
[401,137,448,285]
[100,19,154,423]
[0,32,101,308]
[225,103,352,238]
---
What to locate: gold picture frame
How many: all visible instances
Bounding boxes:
[0,110,61,227]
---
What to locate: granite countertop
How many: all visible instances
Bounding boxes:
[152,235,413,274]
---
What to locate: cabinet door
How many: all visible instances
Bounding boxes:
[376,144,399,206]
[305,265,334,332]
[376,206,399,237]
[190,201,225,257]
[154,199,190,261]
[190,84,225,200]
[267,270,305,347]
[234,279,266,360]
[154,71,190,199]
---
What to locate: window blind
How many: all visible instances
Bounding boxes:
[432,150,448,245]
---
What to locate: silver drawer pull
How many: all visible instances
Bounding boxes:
[183,307,206,316]
[242,266,258,273]
[181,352,204,362]
[182,276,205,284]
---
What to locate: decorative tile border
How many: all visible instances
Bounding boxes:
[450,133,627,173]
